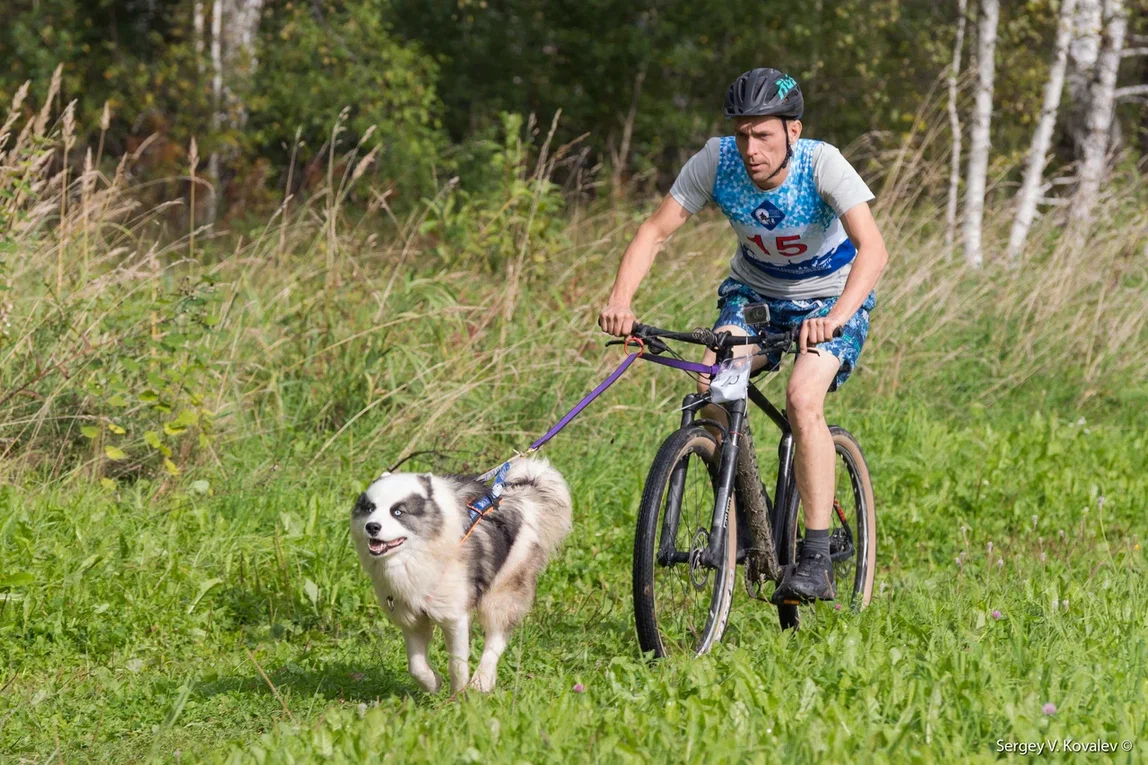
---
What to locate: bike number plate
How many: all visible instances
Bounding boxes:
[710,356,751,403]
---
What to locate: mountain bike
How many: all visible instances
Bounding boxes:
[626,320,877,658]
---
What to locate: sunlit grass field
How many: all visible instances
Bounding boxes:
[2,86,1147,761]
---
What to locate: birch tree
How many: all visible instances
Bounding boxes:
[963,0,998,269]
[1007,0,1078,260]
[208,0,223,225]
[946,0,969,250]
[1066,0,1102,158]
[1070,0,1126,229]
[203,0,266,224]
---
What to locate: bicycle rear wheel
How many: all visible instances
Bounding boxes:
[633,426,738,658]
[775,426,876,629]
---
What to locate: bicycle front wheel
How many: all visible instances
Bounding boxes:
[633,426,738,658]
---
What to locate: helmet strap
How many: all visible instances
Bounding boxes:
[760,118,793,185]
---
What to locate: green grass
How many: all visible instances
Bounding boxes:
[3,97,1148,760]
[3,377,1146,762]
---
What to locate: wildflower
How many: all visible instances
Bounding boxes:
[1043,702,1057,715]
[992,610,1002,620]
[1040,552,1047,563]
[1062,599,1069,612]
[987,541,994,555]
[573,682,585,693]
[1032,515,1039,531]
[835,603,842,611]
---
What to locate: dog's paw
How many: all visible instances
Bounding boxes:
[470,669,497,693]
[413,670,442,694]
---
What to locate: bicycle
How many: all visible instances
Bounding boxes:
[624,319,877,658]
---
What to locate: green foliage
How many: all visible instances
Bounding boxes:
[418,113,569,272]
[246,0,445,199]
[1,404,1145,761]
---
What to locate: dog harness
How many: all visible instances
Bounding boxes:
[460,459,512,544]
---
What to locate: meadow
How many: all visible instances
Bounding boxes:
[1,93,1147,762]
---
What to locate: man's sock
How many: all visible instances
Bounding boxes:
[803,527,830,561]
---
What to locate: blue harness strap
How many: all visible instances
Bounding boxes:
[462,459,513,541]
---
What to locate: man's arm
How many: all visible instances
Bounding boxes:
[800,202,888,351]
[598,195,693,336]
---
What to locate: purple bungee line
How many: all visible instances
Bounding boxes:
[527,351,720,451]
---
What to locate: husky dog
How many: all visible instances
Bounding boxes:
[351,457,572,693]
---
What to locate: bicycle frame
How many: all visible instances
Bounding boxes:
[653,347,796,575]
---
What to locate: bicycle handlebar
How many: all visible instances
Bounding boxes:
[628,322,841,352]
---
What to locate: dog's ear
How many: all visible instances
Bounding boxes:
[353,492,375,517]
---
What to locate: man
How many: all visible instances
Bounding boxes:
[598,68,888,603]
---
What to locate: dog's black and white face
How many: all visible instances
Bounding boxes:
[351,473,446,562]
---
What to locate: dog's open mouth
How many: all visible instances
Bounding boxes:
[367,537,406,556]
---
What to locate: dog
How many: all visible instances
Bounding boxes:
[350,457,572,693]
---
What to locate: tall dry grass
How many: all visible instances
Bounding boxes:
[1,77,1145,486]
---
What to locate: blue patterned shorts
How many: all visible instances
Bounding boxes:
[714,278,876,391]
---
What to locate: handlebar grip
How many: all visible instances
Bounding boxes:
[629,321,649,337]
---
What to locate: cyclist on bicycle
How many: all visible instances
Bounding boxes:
[599,67,888,604]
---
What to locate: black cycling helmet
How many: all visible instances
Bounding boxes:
[723,68,804,120]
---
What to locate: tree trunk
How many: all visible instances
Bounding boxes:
[207,0,223,227]
[193,1,205,65]
[946,0,969,250]
[1070,0,1126,229]
[220,0,265,128]
[1066,0,1102,159]
[963,0,999,269]
[1007,0,1078,260]
[610,66,646,199]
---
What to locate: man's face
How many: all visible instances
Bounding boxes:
[734,116,802,189]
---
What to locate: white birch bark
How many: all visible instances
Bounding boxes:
[1070,0,1126,228]
[193,1,205,65]
[963,0,998,269]
[1067,0,1102,158]
[946,0,969,250]
[1007,0,1078,260]
[220,0,265,128]
[207,0,223,226]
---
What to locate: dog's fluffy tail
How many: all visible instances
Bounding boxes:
[506,456,573,557]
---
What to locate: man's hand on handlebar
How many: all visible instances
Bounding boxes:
[598,304,637,337]
[799,314,845,352]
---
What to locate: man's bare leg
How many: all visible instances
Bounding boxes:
[786,350,841,532]
[771,347,842,602]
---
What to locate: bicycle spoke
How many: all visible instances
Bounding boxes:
[653,450,716,654]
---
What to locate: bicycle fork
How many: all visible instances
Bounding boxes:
[656,393,746,571]
[656,393,706,566]
[701,397,745,569]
